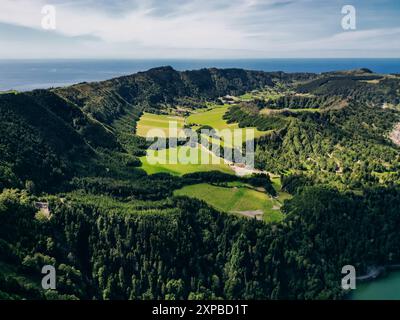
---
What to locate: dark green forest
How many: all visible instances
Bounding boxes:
[1,67,400,300]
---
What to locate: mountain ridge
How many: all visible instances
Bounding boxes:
[1,65,400,300]
[2,66,399,192]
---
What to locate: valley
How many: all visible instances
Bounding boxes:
[1,66,400,300]
[135,94,291,221]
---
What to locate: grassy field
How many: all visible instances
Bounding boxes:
[136,113,185,138]
[174,182,287,222]
[0,90,18,95]
[140,145,233,176]
[186,105,267,146]
[134,107,290,223]
[187,105,233,130]
[136,106,275,177]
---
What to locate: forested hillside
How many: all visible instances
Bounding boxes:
[2,185,400,300]
[1,67,400,300]
[225,70,400,190]
[54,66,279,124]
[0,90,121,192]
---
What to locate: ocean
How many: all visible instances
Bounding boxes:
[1,58,400,92]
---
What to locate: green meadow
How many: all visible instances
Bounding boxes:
[0,90,18,95]
[187,105,267,146]
[136,112,185,138]
[139,145,233,176]
[174,182,286,223]
[136,103,291,222]
[186,105,233,130]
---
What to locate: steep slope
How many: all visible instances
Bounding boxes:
[53,66,278,124]
[0,67,300,193]
[1,66,400,301]
[0,90,120,191]
[296,71,400,106]
[224,72,400,189]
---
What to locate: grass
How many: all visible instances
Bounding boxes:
[136,113,185,138]
[372,171,399,184]
[134,108,291,223]
[239,93,253,101]
[186,105,267,146]
[174,182,287,223]
[187,105,234,129]
[136,109,249,175]
[140,145,233,176]
[136,107,275,178]
[0,90,18,95]
[260,107,320,115]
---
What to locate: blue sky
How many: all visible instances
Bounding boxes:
[0,0,399,58]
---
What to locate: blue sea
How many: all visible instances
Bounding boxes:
[1,58,400,91]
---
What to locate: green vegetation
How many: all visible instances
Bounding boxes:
[1,66,400,300]
[222,71,400,190]
[239,87,287,102]
[260,107,321,115]
[187,105,234,129]
[0,90,18,95]
[253,100,400,189]
[224,104,289,132]
[136,112,185,138]
[187,104,267,145]
[139,146,233,176]
[2,181,400,300]
[137,103,270,174]
[0,90,122,192]
[174,182,284,222]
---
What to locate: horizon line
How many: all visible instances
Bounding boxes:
[1,57,400,61]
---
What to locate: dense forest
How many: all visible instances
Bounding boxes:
[2,185,400,300]
[224,72,400,190]
[1,67,400,300]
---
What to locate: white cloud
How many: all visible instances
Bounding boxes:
[0,0,263,47]
[0,0,399,58]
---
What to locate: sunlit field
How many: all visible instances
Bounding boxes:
[139,145,234,176]
[187,105,267,146]
[136,113,186,138]
[174,182,286,223]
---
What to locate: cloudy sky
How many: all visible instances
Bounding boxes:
[0,0,399,59]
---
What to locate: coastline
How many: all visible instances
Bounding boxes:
[2,58,400,92]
